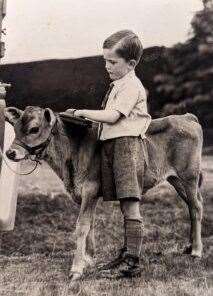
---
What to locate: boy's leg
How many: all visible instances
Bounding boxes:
[120,199,143,258]
[117,199,143,277]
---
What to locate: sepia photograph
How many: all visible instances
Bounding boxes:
[0,0,212,295]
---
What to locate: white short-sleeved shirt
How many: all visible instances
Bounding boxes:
[99,70,151,141]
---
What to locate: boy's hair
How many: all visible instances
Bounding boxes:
[103,30,143,64]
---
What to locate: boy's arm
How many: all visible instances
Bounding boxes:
[66,109,121,124]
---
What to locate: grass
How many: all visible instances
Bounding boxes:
[0,155,212,296]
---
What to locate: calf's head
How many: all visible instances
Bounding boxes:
[4,106,56,161]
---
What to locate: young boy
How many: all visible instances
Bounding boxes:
[67,30,151,278]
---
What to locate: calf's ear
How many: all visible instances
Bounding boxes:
[44,108,56,127]
[4,107,23,125]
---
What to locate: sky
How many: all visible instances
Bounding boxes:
[1,0,203,64]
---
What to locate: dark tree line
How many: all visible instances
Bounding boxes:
[153,0,213,128]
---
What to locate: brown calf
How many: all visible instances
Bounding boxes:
[4,106,203,280]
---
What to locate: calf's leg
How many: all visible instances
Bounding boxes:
[70,181,99,281]
[86,197,99,257]
[167,176,203,257]
[185,185,203,257]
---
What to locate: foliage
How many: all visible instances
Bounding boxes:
[154,0,213,128]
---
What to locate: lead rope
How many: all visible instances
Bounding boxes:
[0,148,40,176]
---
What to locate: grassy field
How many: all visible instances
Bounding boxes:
[0,153,212,296]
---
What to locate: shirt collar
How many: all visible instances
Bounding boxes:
[111,70,136,88]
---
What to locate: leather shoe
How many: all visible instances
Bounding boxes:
[117,253,141,278]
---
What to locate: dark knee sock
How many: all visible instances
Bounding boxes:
[125,218,143,258]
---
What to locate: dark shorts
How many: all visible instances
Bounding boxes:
[100,136,146,201]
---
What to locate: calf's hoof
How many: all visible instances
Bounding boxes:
[191,248,202,258]
[183,245,202,258]
[69,271,82,281]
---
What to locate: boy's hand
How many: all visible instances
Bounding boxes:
[65,109,85,118]
[65,108,77,116]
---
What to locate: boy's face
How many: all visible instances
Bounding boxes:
[103,48,135,81]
